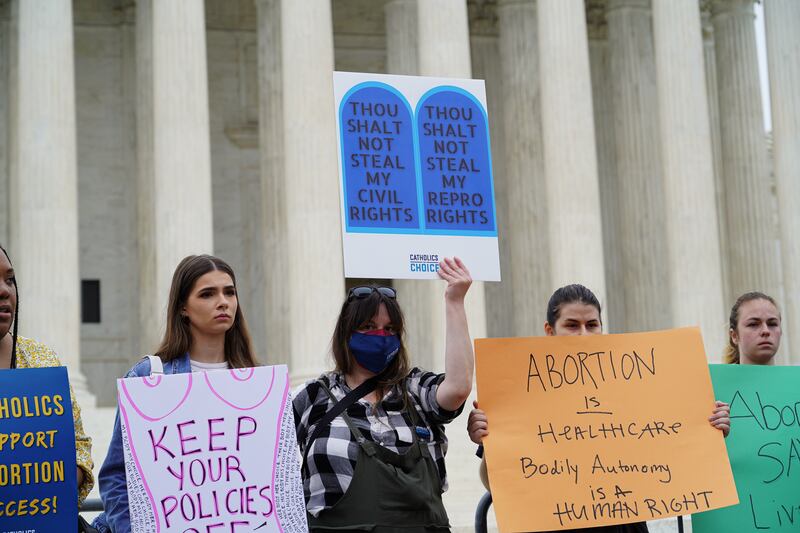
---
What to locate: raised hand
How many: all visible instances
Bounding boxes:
[438,256,472,303]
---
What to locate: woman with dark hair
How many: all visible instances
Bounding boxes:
[293,257,474,532]
[722,291,781,365]
[467,284,731,533]
[0,245,94,502]
[93,254,258,533]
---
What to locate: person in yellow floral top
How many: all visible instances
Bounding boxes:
[0,245,94,503]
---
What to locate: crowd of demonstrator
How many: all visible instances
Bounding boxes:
[0,244,785,533]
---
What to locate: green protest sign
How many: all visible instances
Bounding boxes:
[693,365,800,532]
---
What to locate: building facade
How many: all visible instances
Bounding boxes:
[2,1,799,529]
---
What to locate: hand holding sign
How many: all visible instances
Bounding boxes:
[468,400,489,445]
[708,401,731,438]
[438,257,472,302]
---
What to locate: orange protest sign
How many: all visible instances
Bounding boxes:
[475,328,738,532]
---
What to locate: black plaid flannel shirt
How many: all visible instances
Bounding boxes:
[292,368,464,517]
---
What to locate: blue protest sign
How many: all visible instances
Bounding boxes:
[339,83,420,233]
[334,72,502,281]
[416,87,496,235]
[0,367,78,530]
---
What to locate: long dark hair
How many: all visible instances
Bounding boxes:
[546,284,602,327]
[0,245,18,368]
[331,286,410,398]
[723,291,779,364]
[154,255,258,368]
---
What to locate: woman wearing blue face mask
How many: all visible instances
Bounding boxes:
[293,257,474,532]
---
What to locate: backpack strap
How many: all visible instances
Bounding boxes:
[146,355,164,376]
[302,376,378,465]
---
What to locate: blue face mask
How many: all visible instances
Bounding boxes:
[348,330,401,374]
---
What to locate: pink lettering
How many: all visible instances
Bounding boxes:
[212,488,221,515]
[259,486,274,518]
[189,458,207,487]
[225,487,240,514]
[148,426,175,461]
[244,485,257,514]
[236,416,257,450]
[180,493,196,521]
[197,489,213,519]
[166,462,185,490]
[208,418,226,451]
[226,455,246,483]
[177,420,201,456]
[208,456,223,483]
[160,496,178,527]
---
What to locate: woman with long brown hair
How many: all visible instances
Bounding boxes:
[293,257,474,532]
[93,254,258,533]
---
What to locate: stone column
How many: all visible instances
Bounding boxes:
[417,0,472,78]
[471,26,513,339]
[538,0,606,306]
[136,0,215,352]
[606,0,670,333]
[384,0,432,368]
[135,0,158,353]
[0,2,9,246]
[9,0,89,395]
[497,0,550,335]
[411,0,487,371]
[280,0,344,381]
[119,4,140,365]
[255,0,290,367]
[765,0,800,363]
[711,0,780,300]
[701,3,732,307]
[652,0,726,356]
[152,1,215,302]
[385,0,417,75]
[588,1,624,332]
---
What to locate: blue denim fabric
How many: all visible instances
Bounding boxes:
[92,353,191,533]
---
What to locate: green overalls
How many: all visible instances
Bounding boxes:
[306,383,451,532]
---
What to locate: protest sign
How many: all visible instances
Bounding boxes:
[693,365,800,532]
[334,71,500,281]
[475,328,738,532]
[0,367,78,531]
[118,365,307,532]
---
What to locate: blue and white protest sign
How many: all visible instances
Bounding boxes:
[334,71,501,281]
[0,367,78,531]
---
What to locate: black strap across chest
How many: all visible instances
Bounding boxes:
[303,376,378,460]
[303,376,430,464]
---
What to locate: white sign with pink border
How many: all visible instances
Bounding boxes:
[117,365,307,533]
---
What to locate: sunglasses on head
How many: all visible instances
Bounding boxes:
[347,286,397,301]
